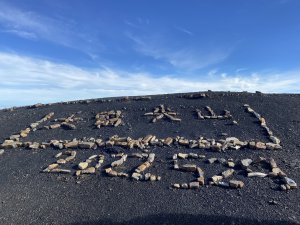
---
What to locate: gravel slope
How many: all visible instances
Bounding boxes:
[0,92,299,225]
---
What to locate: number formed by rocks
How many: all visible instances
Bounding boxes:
[144,104,181,123]
[244,104,281,145]
[95,110,123,128]
[46,113,83,130]
[172,153,206,189]
[76,154,104,176]
[1,112,54,149]
[105,152,161,181]
[42,150,76,174]
[195,106,232,120]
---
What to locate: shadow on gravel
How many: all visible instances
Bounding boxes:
[71,213,298,225]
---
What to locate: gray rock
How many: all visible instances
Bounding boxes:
[229,180,244,189]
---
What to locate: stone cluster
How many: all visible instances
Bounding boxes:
[196,106,232,120]
[95,110,123,128]
[144,105,181,123]
[45,114,82,130]
[244,104,281,145]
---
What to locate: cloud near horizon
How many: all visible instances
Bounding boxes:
[0,52,300,108]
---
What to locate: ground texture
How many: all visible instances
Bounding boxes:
[0,92,299,225]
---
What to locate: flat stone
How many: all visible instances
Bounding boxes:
[29,142,40,150]
[81,167,96,174]
[181,183,189,189]
[270,136,280,144]
[283,177,297,189]
[57,159,67,164]
[173,183,180,189]
[79,142,95,149]
[43,163,59,172]
[164,137,173,146]
[65,141,79,148]
[147,153,155,163]
[256,142,266,150]
[136,161,151,173]
[78,162,89,170]
[207,158,217,164]
[61,122,76,130]
[222,169,235,178]
[229,180,244,189]
[181,164,197,172]
[50,124,61,129]
[177,153,188,159]
[49,169,71,174]
[1,140,17,149]
[227,161,235,168]
[211,175,223,183]
[0,149,4,155]
[178,139,189,146]
[132,172,141,180]
[189,182,200,189]
[248,172,268,178]
[241,159,252,168]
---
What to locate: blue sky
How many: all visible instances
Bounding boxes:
[0,0,300,107]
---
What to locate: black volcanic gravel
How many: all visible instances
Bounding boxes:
[0,92,299,225]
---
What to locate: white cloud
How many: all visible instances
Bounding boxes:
[0,51,300,108]
[126,33,231,71]
[0,2,101,57]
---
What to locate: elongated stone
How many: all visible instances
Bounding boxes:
[181,164,197,172]
[248,172,268,178]
[81,167,96,174]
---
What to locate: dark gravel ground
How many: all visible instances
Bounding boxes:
[0,92,299,225]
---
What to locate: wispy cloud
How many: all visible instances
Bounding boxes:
[174,26,193,36]
[0,2,101,57]
[126,33,231,71]
[0,51,300,108]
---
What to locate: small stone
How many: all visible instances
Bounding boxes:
[181,164,197,172]
[50,124,61,129]
[132,172,141,180]
[178,139,189,146]
[269,158,277,168]
[211,175,223,183]
[0,149,4,155]
[177,153,188,159]
[222,169,235,178]
[1,140,17,149]
[75,170,81,176]
[188,153,199,159]
[55,152,62,158]
[189,182,200,189]
[181,183,189,189]
[50,169,71,174]
[150,175,157,181]
[61,122,76,130]
[57,159,67,164]
[256,142,266,150]
[247,172,268,178]
[29,142,40,150]
[207,158,217,164]
[241,159,252,168]
[78,162,89,170]
[270,136,280,144]
[280,184,287,191]
[173,183,180,189]
[43,163,59,172]
[163,137,173,146]
[79,142,95,149]
[218,181,230,188]
[283,177,297,189]
[111,155,127,167]
[227,161,235,168]
[81,167,96,174]
[65,141,79,148]
[229,180,244,188]
[147,153,155,163]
